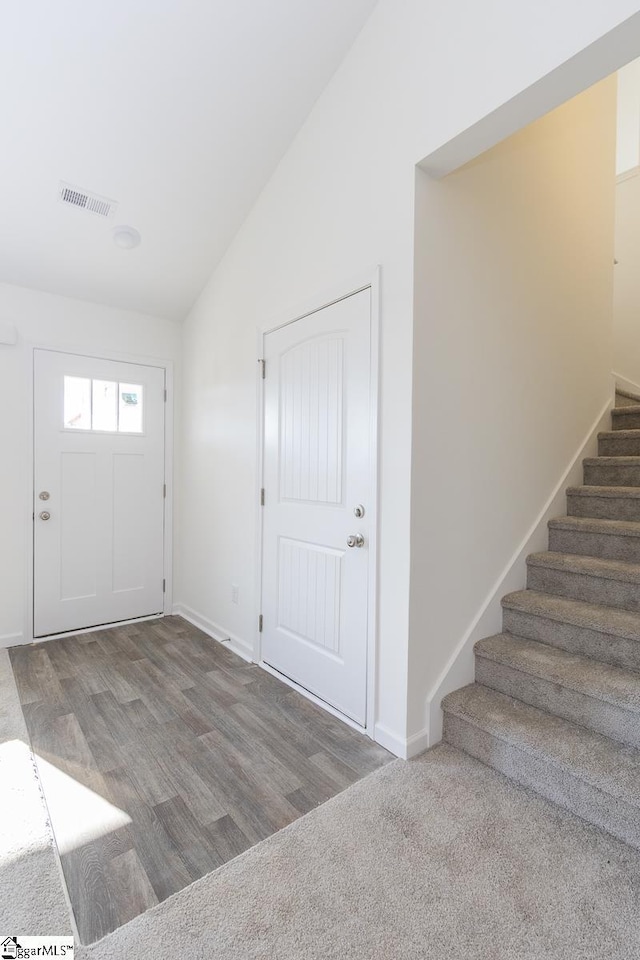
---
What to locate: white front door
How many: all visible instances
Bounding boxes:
[261,288,373,725]
[33,349,166,637]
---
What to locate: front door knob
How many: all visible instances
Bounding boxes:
[347,534,365,548]
[39,511,51,521]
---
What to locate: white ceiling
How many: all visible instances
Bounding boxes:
[0,0,377,320]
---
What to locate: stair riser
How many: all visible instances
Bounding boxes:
[584,462,640,486]
[567,494,640,522]
[599,436,640,456]
[443,713,640,850]
[501,606,640,673]
[527,565,640,613]
[475,656,640,749]
[612,413,640,430]
[548,527,640,563]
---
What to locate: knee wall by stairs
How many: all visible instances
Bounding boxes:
[422,396,614,751]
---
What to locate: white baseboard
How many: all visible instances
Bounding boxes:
[613,371,640,398]
[373,722,429,760]
[0,632,25,649]
[172,603,253,663]
[405,726,430,759]
[422,395,613,747]
[373,723,408,759]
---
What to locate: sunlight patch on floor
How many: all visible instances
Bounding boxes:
[0,739,53,868]
[34,752,131,855]
[0,738,131,861]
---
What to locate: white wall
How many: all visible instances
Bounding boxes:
[613,57,640,386]
[613,57,640,389]
[177,0,640,754]
[0,281,180,642]
[614,170,640,386]
[409,77,617,741]
[617,57,640,173]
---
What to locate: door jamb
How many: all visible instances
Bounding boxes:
[254,266,380,736]
[26,343,174,644]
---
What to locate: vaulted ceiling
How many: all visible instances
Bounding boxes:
[0,0,377,320]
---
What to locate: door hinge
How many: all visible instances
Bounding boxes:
[258,614,263,633]
[258,358,266,379]
[163,483,167,499]
[163,579,166,593]
[260,488,265,506]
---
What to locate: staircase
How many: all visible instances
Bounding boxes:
[442,390,640,849]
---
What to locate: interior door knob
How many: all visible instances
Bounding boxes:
[39,511,51,521]
[347,534,365,548]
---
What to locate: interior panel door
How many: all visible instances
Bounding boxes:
[261,288,372,725]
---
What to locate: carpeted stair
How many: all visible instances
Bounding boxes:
[443,389,640,850]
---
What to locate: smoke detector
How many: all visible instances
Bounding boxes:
[58,182,117,218]
[113,225,141,250]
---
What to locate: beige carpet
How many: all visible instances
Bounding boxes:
[3,649,640,959]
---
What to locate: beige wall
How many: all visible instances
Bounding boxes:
[409,77,617,739]
[614,170,640,386]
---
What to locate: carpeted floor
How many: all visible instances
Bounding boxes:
[3,648,640,959]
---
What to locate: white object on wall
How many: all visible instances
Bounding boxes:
[614,169,640,384]
[617,57,640,173]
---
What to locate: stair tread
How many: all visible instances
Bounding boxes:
[527,551,640,583]
[442,683,640,805]
[475,633,640,711]
[502,589,640,641]
[549,515,640,537]
[598,429,640,440]
[615,389,640,402]
[583,456,640,465]
[612,405,640,415]
[567,484,640,499]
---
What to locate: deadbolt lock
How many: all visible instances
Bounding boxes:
[354,504,365,518]
[39,491,50,501]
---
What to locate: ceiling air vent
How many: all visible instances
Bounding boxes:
[58,182,117,218]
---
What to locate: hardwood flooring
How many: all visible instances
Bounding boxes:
[9,617,391,944]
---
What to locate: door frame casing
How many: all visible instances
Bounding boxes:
[25,342,174,644]
[255,266,380,736]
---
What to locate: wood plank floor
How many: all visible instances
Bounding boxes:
[9,617,391,944]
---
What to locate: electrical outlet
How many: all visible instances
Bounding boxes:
[231,583,239,604]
